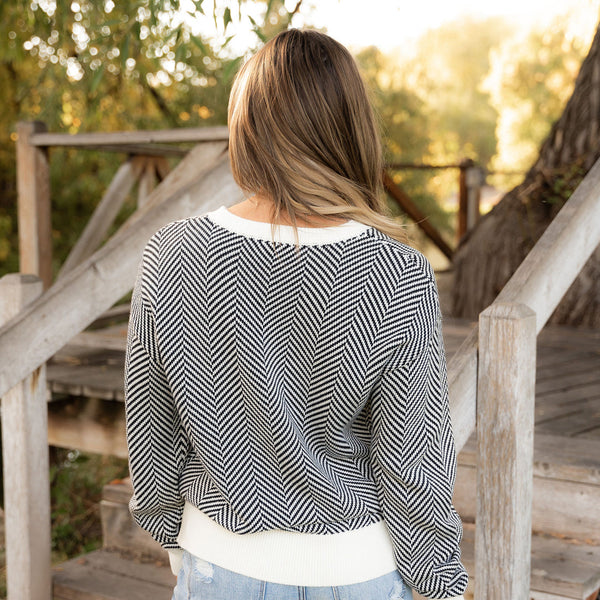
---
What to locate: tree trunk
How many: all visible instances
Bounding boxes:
[452,23,600,328]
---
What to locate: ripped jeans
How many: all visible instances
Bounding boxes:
[171,550,413,600]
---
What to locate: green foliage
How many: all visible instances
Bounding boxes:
[49,448,129,559]
[404,16,513,169]
[0,0,303,278]
[483,16,589,172]
[355,46,453,236]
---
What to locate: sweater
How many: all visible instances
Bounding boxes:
[124,204,469,599]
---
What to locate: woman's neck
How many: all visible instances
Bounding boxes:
[227,197,349,228]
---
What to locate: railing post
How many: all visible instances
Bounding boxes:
[0,274,52,600]
[475,301,536,600]
[16,121,52,290]
[465,164,482,229]
[457,158,482,243]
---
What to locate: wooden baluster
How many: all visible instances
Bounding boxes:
[475,301,537,600]
[16,122,52,290]
[0,274,51,600]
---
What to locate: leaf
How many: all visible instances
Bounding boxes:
[223,56,242,82]
[121,34,130,69]
[194,0,205,15]
[223,6,232,32]
[132,21,141,41]
[102,19,124,28]
[175,42,186,63]
[191,34,208,54]
[90,64,104,93]
[265,0,275,20]
[248,16,266,43]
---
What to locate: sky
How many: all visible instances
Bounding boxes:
[189,0,600,61]
[304,0,600,52]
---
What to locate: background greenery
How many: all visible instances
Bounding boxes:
[0,1,589,277]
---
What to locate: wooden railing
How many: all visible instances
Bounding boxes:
[1,124,599,599]
[386,157,487,248]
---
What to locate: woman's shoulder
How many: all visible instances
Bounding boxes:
[368,229,436,286]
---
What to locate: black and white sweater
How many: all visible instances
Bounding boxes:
[124,205,469,599]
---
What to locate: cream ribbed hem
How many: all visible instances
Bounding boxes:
[206,205,372,246]
[175,501,397,586]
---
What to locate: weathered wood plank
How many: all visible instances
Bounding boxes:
[476,302,537,600]
[31,126,229,147]
[89,303,131,328]
[16,122,52,289]
[458,431,600,485]
[53,549,174,600]
[47,362,124,400]
[535,381,600,405]
[459,523,600,600]
[136,156,158,208]
[536,370,600,395]
[456,463,600,543]
[537,411,600,438]
[447,325,479,454]
[47,397,127,458]
[58,158,143,278]
[0,274,52,600]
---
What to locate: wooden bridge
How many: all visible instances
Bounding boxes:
[0,123,599,600]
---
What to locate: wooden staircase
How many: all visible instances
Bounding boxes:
[51,428,600,600]
[452,431,600,600]
[3,123,600,600]
[50,317,600,600]
[52,479,174,600]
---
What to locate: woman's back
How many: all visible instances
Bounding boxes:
[126,204,467,597]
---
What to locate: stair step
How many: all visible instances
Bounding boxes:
[445,523,600,600]
[52,549,174,600]
[455,431,600,544]
[101,479,166,562]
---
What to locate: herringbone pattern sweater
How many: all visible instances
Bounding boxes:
[125,205,468,598]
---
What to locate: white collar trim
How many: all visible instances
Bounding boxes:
[206,205,372,246]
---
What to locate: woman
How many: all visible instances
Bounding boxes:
[125,28,468,600]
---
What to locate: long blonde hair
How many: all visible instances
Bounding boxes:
[227,28,411,251]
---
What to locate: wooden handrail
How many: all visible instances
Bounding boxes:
[29,126,229,148]
[495,157,600,333]
[0,142,240,399]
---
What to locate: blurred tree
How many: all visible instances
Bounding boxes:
[483,18,588,175]
[354,46,452,237]
[405,15,513,169]
[453,20,600,328]
[0,0,305,277]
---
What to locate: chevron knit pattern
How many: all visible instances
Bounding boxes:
[124,208,469,599]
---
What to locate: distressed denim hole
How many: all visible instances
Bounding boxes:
[192,557,214,583]
[388,580,406,600]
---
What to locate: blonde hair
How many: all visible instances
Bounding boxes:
[227,28,411,252]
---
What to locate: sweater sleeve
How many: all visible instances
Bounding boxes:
[370,269,469,599]
[124,232,191,551]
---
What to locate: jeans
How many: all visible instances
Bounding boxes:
[172,550,413,600]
